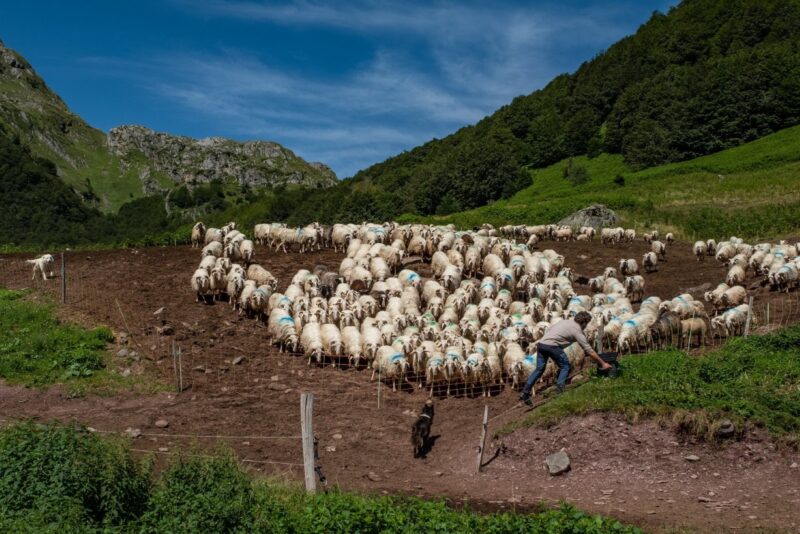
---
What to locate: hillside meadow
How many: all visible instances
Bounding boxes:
[403,125,800,241]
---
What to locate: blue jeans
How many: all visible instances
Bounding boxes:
[521,344,570,396]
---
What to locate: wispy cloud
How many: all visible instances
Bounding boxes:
[89,1,672,177]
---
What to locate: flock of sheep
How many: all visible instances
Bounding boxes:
[189,220,795,397]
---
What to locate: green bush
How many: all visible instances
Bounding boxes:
[140,451,254,532]
[0,422,151,529]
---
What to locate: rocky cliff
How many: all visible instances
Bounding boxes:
[107,125,336,189]
[0,39,337,212]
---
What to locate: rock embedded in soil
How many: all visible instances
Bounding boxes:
[685,454,701,462]
[116,348,129,358]
[268,382,287,391]
[154,419,169,428]
[367,472,381,482]
[232,356,245,365]
[716,420,735,439]
[545,451,571,475]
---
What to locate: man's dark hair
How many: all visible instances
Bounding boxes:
[574,311,592,327]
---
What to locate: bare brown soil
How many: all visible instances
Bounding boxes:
[1,240,799,533]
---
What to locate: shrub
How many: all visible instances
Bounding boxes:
[0,422,151,529]
[562,158,590,186]
[140,450,254,532]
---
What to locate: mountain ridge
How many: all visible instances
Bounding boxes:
[0,39,337,212]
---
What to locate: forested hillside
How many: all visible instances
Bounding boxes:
[281,0,800,221]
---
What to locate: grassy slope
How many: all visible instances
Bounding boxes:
[499,327,800,446]
[409,125,800,241]
[0,289,161,395]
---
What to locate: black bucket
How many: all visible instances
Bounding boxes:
[596,352,621,378]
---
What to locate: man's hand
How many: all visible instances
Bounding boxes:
[589,350,612,370]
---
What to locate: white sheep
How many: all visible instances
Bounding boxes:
[302,322,325,366]
[725,264,746,286]
[619,258,639,276]
[642,251,658,273]
[191,268,212,303]
[693,241,706,261]
[191,222,206,248]
[371,346,410,392]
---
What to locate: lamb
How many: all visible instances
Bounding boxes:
[191,268,212,303]
[693,241,706,261]
[680,317,707,347]
[642,251,658,273]
[302,322,325,366]
[371,346,410,392]
[725,264,746,286]
[619,258,639,276]
[191,222,206,248]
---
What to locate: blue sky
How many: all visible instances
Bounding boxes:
[2,0,674,178]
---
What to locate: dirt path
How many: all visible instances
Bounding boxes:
[1,241,799,532]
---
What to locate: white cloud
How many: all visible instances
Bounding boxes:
[91,1,672,176]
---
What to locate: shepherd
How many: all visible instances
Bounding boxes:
[519,311,611,405]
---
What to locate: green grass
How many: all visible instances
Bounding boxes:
[499,327,800,446]
[0,422,640,533]
[0,288,163,395]
[407,125,800,241]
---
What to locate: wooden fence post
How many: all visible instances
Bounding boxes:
[60,252,66,304]
[743,296,754,337]
[476,404,489,473]
[300,393,316,493]
[595,317,604,353]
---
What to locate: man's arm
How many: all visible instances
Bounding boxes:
[574,324,611,369]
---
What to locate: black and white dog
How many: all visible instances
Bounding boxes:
[411,400,434,458]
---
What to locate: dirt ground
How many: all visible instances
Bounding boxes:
[1,239,799,533]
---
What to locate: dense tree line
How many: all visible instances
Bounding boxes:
[0,129,184,247]
[279,0,800,222]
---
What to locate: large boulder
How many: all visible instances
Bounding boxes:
[558,204,620,229]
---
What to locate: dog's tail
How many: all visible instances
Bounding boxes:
[411,422,423,448]
[25,260,36,264]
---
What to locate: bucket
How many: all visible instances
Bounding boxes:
[597,352,621,378]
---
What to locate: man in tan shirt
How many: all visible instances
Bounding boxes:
[520,311,611,405]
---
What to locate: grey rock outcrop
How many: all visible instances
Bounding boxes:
[558,204,620,229]
[108,125,337,189]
